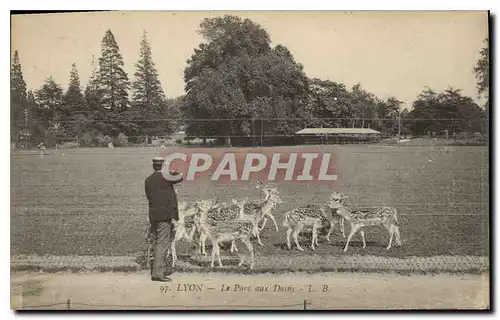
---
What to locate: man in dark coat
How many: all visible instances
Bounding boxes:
[145,156,183,282]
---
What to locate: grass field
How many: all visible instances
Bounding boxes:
[11,144,489,262]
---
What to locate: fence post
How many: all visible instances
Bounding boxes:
[303,299,307,310]
[67,298,71,310]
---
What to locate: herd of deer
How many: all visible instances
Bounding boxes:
[145,182,402,270]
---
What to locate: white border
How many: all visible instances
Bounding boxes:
[2,1,497,319]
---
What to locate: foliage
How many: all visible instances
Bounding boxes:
[114,132,129,147]
[11,50,27,141]
[34,76,65,145]
[63,63,87,139]
[13,22,487,148]
[408,87,485,136]
[130,31,172,138]
[183,15,310,146]
[95,133,113,147]
[80,131,96,147]
[95,30,131,137]
[473,38,489,101]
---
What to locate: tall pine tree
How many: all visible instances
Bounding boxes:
[11,50,27,142]
[64,63,86,139]
[26,90,39,145]
[131,31,171,138]
[96,30,130,137]
[34,76,64,146]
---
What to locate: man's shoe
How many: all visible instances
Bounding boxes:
[151,276,172,282]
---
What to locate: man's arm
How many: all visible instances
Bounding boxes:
[145,180,152,203]
[166,171,184,185]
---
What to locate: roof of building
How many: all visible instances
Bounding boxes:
[296,128,381,135]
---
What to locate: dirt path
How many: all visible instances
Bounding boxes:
[11,271,489,310]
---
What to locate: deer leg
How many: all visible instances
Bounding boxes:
[236,239,245,267]
[311,224,318,251]
[340,219,346,238]
[286,227,292,250]
[210,241,217,268]
[171,241,177,267]
[255,224,264,246]
[259,217,268,231]
[230,240,239,253]
[384,223,394,250]
[343,225,359,253]
[393,225,402,246]
[293,224,304,251]
[216,243,223,267]
[241,237,254,270]
[360,230,366,249]
[199,233,207,255]
[383,223,394,250]
[326,219,336,243]
[267,213,280,232]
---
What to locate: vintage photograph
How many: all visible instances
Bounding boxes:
[10,11,489,310]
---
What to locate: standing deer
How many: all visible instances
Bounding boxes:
[197,185,282,255]
[282,203,336,252]
[195,198,255,269]
[329,192,402,252]
[255,181,281,232]
[145,201,212,268]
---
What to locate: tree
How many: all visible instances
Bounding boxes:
[11,50,27,142]
[25,90,39,147]
[34,76,65,146]
[25,90,40,145]
[408,87,484,136]
[377,97,404,135]
[350,83,379,129]
[130,31,171,139]
[83,55,103,138]
[408,87,440,135]
[473,38,489,102]
[183,15,310,146]
[308,78,353,128]
[63,63,86,139]
[95,29,131,136]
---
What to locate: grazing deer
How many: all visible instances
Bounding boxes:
[329,192,402,252]
[195,198,255,269]
[282,201,338,252]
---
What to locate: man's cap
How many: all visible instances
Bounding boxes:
[152,157,165,165]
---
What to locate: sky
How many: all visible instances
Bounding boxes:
[11,11,489,107]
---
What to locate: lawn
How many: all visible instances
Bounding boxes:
[11,145,489,260]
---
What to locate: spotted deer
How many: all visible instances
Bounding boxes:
[197,185,282,255]
[282,201,338,251]
[255,181,280,232]
[145,201,212,268]
[195,198,255,269]
[167,206,200,267]
[238,189,283,247]
[329,192,402,252]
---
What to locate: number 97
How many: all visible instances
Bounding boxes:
[159,286,169,293]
